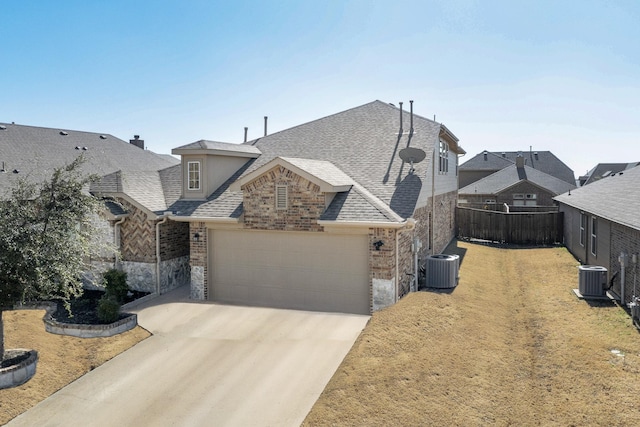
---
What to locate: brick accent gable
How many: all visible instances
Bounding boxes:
[242,165,326,232]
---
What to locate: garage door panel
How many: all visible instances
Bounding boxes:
[210,230,370,314]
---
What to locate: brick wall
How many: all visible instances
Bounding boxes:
[242,166,325,232]
[414,190,457,260]
[159,220,189,260]
[189,222,208,299]
[610,223,640,305]
[397,227,414,297]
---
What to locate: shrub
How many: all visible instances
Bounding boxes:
[103,269,129,304]
[97,295,121,323]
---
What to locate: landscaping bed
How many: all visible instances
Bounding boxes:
[51,290,149,325]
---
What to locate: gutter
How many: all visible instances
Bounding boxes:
[169,215,240,224]
[317,220,407,229]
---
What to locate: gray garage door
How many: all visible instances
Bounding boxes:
[210,230,370,314]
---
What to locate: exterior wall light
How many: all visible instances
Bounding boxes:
[373,240,384,251]
[193,232,200,242]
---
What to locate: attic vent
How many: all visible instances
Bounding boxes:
[0,125,6,130]
[60,131,68,136]
[99,135,107,140]
[82,146,88,151]
[275,185,288,210]
[13,169,20,174]
[483,151,488,161]
[534,151,539,160]
[501,152,506,158]
[75,146,81,150]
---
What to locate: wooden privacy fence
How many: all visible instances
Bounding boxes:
[456,207,564,245]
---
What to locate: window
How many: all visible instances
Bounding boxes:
[187,161,201,191]
[439,140,449,173]
[579,213,586,246]
[590,216,597,256]
[276,185,288,210]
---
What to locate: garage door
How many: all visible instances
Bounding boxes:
[210,230,370,314]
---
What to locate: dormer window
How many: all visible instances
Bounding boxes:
[276,185,288,210]
[188,161,201,190]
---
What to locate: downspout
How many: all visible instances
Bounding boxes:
[395,230,399,303]
[156,215,169,295]
[431,146,436,254]
[619,252,627,305]
[113,217,126,269]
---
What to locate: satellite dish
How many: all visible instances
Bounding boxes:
[399,147,426,174]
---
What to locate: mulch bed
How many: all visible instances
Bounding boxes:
[52,290,149,325]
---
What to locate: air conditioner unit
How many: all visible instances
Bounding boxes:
[578,265,607,297]
[426,254,460,289]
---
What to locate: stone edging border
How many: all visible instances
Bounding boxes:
[15,301,138,338]
[0,349,38,390]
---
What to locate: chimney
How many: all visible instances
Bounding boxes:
[399,102,403,133]
[409,100,414,133]
[244,127,248,143]
[516,155,525,168]
[129,135,144,149]
[264,116,268,137]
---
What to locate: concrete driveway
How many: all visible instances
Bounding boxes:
[7,286,369,427]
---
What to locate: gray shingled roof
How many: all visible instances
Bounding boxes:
[460,150,575,185]
[0,123,178,198]
[554,165,640,231]
[173,140,261,156]
[169,100,462,223]
[459,164,576,196]
[91,165,182,215]
[581,162,640,185]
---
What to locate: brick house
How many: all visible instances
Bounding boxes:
[459,155,576,211]
[554,165,640,305]
[0,122,188,294]
[166,100,465,314]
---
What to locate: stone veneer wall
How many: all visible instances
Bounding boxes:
[189,222,208,300]
[610,223,640,305]
[159,255,190,294]
[242,166,325,232]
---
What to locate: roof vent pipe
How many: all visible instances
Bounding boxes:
[264,116,268,137]
[244,127,248,143]
[409,100,414,133]
[399,102,403,133]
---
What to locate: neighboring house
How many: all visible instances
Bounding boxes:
[459,149,575,189]
[577,162,640,186]
[459,155,576,210]
[167,100,465,314]
[554,165,640,305]
[0,122,187,294]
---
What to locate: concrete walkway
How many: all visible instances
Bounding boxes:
[7,286,369,427]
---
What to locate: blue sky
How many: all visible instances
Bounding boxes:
[2,0,639,177]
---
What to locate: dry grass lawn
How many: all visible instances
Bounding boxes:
[304,241,640,426]
[0,311,149,424]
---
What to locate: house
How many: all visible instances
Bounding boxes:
[554,165,640,305]
[167,100,465,314]
[459,149,575,189]
[0,122,189,295]
[577,162,640,186]
[458,155,576,210]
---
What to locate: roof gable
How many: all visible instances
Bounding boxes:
[459,164,576,196]
[232,157,354,193]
